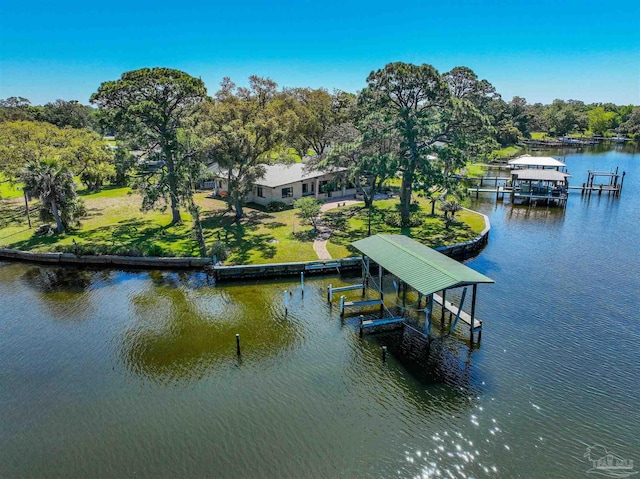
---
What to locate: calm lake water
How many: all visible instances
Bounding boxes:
[1,147,639,478]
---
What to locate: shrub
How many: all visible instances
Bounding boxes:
[385,212,424,228]
[266,201,287,212]
[210,241,228,262]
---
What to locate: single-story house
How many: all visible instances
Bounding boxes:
[203,162,357,206]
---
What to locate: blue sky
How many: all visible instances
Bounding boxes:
[1,0,638,105]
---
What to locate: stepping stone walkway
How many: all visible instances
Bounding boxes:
[312,197,362,260]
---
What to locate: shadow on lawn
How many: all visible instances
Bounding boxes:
[325,205,476,254]
[200,209,278,263]
[9,218,195,256]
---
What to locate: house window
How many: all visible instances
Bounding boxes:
[302,183,308,195]
[281,187,293,198]
[320,180,330,192]
[256,186,264,198]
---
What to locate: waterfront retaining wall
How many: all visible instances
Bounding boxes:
[0,210,490,277]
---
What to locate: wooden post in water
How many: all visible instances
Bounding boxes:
[236,334,241,356]
[361,255,366,297]
[402,282,407,308]
[284,290,289,314]
[327,284,332,302]
[426,294,434,336]
[364,256,370,295]
[441,290,446,326]
[300,272,304,296]
[470,284,478,344]
[340,296,345,317]
[359,315,364,337]
[382,346,387,362]
[378,264,384,316]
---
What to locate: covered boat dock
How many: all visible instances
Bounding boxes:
[510,168,572,206]
[343,234,494,344]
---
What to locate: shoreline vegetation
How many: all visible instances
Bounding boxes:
[0,186,486,265]
[2,66,637,270]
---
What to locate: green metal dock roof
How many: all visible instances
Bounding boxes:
[351,234,494,296]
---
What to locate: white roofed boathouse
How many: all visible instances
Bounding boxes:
[508,156,571,207]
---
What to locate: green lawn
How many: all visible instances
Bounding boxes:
[325,197,485,259]
[530,132,551,140]
[1,187,486,264]
[0,174,24,200]
[489,145,523,160]
[0,188,318,264]
[464,162,489,177]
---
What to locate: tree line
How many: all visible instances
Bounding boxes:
[1,65,638,256]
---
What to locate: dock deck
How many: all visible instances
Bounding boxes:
[433,293,482,331]
[343,299,384,309]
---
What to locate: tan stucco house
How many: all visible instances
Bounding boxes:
[203,162,356,206]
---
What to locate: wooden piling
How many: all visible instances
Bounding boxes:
[470,284,477,343]
[236,333,241,356]
[378,264,384,316]
[382,346,387,362]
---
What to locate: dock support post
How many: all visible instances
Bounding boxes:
[441,290,446,327]
[470,284,477,344]
[364,256,370,296]
[236,334,241,356]
[426,294,433,336]
[301,272,304,296]
[328,284,332,302]
[402,282,407,308]
[361,255,366,297]
[359,315,364,337]
[340,295,345,317]
[284,290,289,314]
[378,264,384,316]
[382,346,387,362]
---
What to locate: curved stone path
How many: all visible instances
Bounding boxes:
[312,197,362,260]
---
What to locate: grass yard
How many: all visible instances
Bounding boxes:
[0,187,318,264]
[1,186,486,264]
[0,174,24,200]
[464,162,489,177]
[325,197,485,259]
[489,145,523,160]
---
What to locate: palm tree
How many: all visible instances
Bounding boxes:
[21,159,80,233]
[441,199,462,229]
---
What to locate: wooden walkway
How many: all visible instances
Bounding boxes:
[433,293,482,331]
[344,299,383,309]
[361,317,404,329]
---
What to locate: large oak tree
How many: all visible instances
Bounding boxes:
[91,68,207,224]
[194,76,290,219]
[359,62,494,224]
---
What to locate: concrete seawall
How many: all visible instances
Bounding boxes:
[0,210,491,278]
